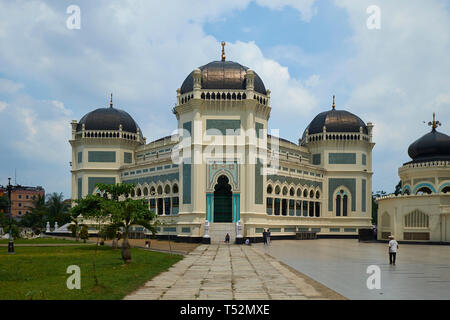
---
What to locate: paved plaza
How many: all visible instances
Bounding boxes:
[125,244,343,300]
[256,239,450,300]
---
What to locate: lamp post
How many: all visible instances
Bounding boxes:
[7,178,14,254]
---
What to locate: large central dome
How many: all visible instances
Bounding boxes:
[180,61,266,95]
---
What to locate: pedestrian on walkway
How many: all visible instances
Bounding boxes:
[388,235,399,265]
[267,229,271,245]
[225,233,230,244]
[262,229,267,245]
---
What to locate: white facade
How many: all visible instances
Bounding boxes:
[70,58,374,243]
[377,119,450,243]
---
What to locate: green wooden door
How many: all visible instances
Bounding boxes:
[213,175,233,223]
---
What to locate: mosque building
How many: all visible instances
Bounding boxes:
[377,114,450,243]
[69,44,375,243]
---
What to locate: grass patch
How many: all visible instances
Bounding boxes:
[0,238,81,244]
[0,245,182,300]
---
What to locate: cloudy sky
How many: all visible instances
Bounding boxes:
[0,0,449,198]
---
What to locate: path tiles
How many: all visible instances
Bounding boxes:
[124,244,326,300]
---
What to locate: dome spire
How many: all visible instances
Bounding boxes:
[428,112,441,131]
[110,93,113,108]
[332,95,335,110]
[221,41,226,61]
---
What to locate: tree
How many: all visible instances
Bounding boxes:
[71,194,110,286]
[20,194,46,233]
[96,183,156,263]
[79,225,89,243]
[67,215,83,242]
[0,194,8,213]
[4,223,20,239]
[99,223,122,249]
[372,190,387,225]
[394,181,402,196]
[46,192,70,226]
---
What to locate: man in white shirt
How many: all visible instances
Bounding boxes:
[388,235,399,265]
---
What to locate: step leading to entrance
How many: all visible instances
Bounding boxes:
[209,223,235,244]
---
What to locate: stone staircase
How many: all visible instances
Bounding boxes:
[209,223,235,244]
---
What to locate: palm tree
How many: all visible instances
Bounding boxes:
[46,192,70,225]
[23,194,47,231]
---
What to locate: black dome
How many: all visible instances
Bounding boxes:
[76,108,141,134]
[180,61,266,95]
[407,128,450,164]
[303,109,368,138]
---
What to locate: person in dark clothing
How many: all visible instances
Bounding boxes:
[262,229,267,245]
[225,233,230,243]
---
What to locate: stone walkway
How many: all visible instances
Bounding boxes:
[124,244,333,300]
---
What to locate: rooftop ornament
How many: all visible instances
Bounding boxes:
[221,41,226,62]
[427,112,441,131]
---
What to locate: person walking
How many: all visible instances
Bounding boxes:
[388,235,399,265]
[266,229,271,246]
[262,229,267,245]
[225,233,230,244]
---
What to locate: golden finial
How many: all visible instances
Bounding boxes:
[332,95,335,110]
[110,93,113,108]
[427,112,441,130]
[221,41,226,62]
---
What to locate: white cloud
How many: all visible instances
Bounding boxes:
[0,101,7,111]
[228,41,318,116]
[0,0,320,195]
[332,0,450,190]
[255,0,318,22]
[0,78,24,94]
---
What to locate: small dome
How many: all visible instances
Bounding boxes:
[407,128,450,164]
[302,108,368,139]
[180,61,266,95]
[77,107,141,134]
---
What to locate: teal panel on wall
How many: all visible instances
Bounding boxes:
[329,153,356,164]
[328,178,356,211]
[124,152,132,163]
[206,119,241,135]
[77,178,82,199]
[362,179,366,212]
[88,151,116,162]
[255,158,263,204]
[183,163,191,204]
[312,154,321,165]
[77,152,82,163]
[362,154,367,165]
[183,121,192,136]
[88,177,116,195]
[256,122,264,138]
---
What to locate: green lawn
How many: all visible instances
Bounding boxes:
[0,237,80,244]
[0,245,183,300]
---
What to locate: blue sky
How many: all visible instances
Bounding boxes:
[0,0,449,198]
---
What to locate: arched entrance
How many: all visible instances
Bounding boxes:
[213,175,233,223]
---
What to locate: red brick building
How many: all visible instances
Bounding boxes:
[0,186,45,218]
